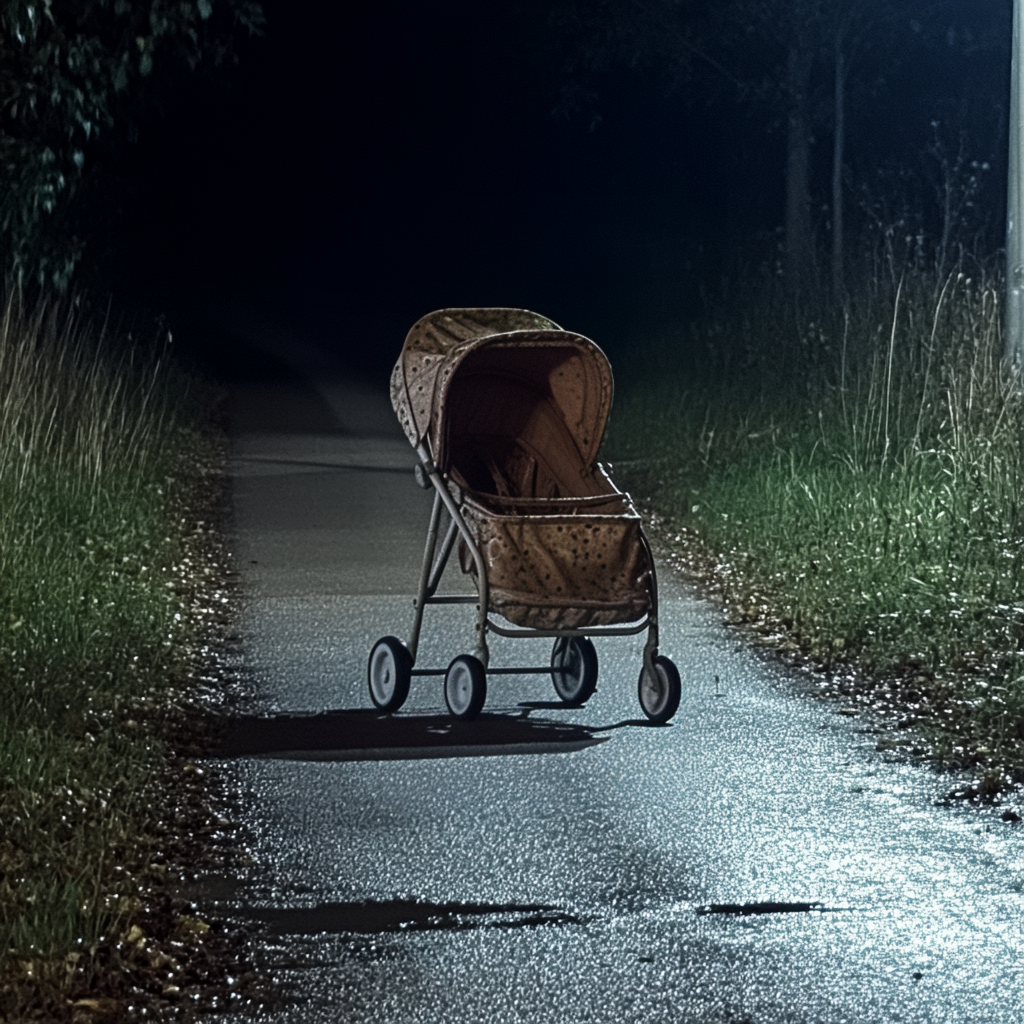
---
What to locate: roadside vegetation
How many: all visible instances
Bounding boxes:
[0,293,247,1019]
[609,250,1024,804]
[0,3,263,1016]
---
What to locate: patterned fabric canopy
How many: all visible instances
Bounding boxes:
[390,308,614,475]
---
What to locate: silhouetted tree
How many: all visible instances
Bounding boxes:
[736,0,888,296]
[664,0,890,295]
[552,0,849,292]
[0,0,263,291]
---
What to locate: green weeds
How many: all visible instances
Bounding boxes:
[0,292,226,1005]
[609,264,1024,789]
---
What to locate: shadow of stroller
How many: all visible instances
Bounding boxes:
[516,700,677,729]
[213,707,613,762]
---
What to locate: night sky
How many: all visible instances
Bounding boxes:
[116,0,1013,382]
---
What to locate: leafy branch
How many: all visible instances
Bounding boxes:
[0,0,264,291]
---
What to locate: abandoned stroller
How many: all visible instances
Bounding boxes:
[367,307,681,723]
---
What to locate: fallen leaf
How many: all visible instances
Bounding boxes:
[72,998,120,1013]
[177,913,210,936]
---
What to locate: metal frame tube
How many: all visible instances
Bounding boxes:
[415,444,491,666]
[427,516,460,595]
[638,531,660,679]
[412,665,555,677]
[407,489,444,662]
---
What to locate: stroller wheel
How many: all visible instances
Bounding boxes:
[638,655,681,724]
[550,636,598,706]
[444,655,487,720]
[368,636,412,712]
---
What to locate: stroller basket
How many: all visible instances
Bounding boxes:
[367,308,680,723]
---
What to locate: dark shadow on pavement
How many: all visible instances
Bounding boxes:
[589,718,675,731]
[516,702,672,729]
[244,899,581,935]
[213,708,608,761]
[516,699,582,711]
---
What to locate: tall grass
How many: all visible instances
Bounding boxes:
[609,261,1024,787]
[0,292,211,966]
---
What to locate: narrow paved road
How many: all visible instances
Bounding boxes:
[203,330,1024,1023]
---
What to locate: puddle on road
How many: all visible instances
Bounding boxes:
[245,899,580,934]
[696,901,827,916]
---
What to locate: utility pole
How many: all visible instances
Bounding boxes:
[1007,0,1024,372]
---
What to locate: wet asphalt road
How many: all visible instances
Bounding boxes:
[204,333,1024,1023]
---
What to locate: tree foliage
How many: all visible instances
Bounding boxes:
[0,0,263,291]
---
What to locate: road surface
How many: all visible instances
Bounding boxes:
[202,326,1024,1023]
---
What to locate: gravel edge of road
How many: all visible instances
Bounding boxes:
[639,502,1024,817]
[0,425,274,1023]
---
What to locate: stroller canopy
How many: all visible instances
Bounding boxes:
[390,308,614,480]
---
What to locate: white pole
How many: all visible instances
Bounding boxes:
[1007,0,1024,371]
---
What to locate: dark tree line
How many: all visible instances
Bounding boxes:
[0,0,263,292]
[551,0,1010,296]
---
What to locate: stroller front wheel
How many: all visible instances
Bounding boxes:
[444,655,487,720]
[368,636,412,712]
[638,655,681,724]
[551,636,598,706]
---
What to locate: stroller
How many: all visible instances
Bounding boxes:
[367,308,681,723]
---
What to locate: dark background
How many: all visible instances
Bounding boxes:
[113,0,1013,383]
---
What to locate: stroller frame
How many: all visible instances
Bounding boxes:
[405,442,660,674]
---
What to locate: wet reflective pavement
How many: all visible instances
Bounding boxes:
[204,360,1024,1023]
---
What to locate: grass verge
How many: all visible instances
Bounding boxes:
[608,263,1024,806]
[0,293,258,1019]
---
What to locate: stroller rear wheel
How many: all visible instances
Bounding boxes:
[368,636,412,712]
[550,636,598,706]
[445,654,487,719]
[638,655,681,724]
